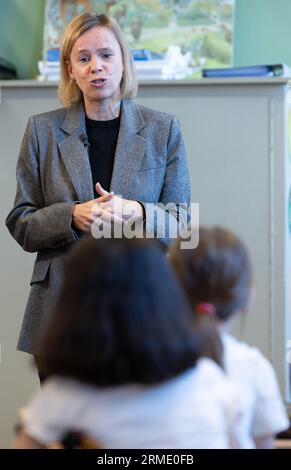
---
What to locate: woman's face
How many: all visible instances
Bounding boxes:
[68,26,124,106]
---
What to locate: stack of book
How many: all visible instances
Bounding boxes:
[132,49,167,80]
[38,61,60,81]
[38,49,60,81]
[134,60,168,79]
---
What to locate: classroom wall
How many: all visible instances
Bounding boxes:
[234,0,291,67]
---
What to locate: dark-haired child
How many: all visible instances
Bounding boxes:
[14,237,241,449]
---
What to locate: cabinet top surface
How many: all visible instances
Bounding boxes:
[1,77,291,88]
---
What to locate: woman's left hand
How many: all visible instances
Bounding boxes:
[94,182,144,223]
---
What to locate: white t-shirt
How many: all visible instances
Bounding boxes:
[20,358,241,449]
[221,333,289,448]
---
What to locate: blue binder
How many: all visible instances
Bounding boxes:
[202,64,291,78]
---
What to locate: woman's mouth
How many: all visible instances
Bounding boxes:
[90,79,107,87]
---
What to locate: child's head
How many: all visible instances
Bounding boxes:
[37,237,201,386]
[170,226,252,323]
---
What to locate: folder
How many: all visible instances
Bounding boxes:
[202,64,291,78]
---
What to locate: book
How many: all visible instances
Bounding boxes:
[38,60,60,81]
[202,63,291,78]
[134,60,167,79]
[131,49,164,61]
[46,48,60,62]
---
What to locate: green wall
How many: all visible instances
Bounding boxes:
[0,0,45,79]
[234,0,291,67]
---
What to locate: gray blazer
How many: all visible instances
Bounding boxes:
[6,99,190,354]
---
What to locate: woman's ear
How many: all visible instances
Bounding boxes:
[66,60,74,79]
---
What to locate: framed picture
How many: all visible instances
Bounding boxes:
[42,0,235,79]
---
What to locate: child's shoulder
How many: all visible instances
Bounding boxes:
[194,357,232,389]
[222,334,277,385]
[192,359,240,413]
[222,333,269,363]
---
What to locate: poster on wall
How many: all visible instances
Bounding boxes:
[41,0,235,80]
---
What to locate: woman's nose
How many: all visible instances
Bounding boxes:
[90,56,103,72]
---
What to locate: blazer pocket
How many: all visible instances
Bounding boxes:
[137,165,165,173]
[30,259,51,285]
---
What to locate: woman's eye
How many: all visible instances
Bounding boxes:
[80,57,89,63]
[102,53,112,59]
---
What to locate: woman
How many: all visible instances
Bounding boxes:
[6,13,190,355]
[14,237,240,449]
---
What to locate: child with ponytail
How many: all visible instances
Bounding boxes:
[170,227,289,448]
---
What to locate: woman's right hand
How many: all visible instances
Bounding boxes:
[72,192,115,232]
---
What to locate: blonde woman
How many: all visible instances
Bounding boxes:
[6,12,190,359]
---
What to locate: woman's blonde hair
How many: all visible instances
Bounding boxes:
[58,12,138,107]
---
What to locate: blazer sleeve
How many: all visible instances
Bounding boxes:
[6,116,79,253]
[143,116,191,244]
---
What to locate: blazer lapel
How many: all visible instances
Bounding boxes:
[57,100,147,202]
[58,103,94,202]
[110,99,146,199]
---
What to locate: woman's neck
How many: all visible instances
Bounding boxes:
[84,98,121,121]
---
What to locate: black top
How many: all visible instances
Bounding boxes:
[85,116,120,197]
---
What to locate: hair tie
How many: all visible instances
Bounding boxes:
[196,303,215,315]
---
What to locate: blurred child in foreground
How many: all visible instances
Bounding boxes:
[14,237,242,449]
